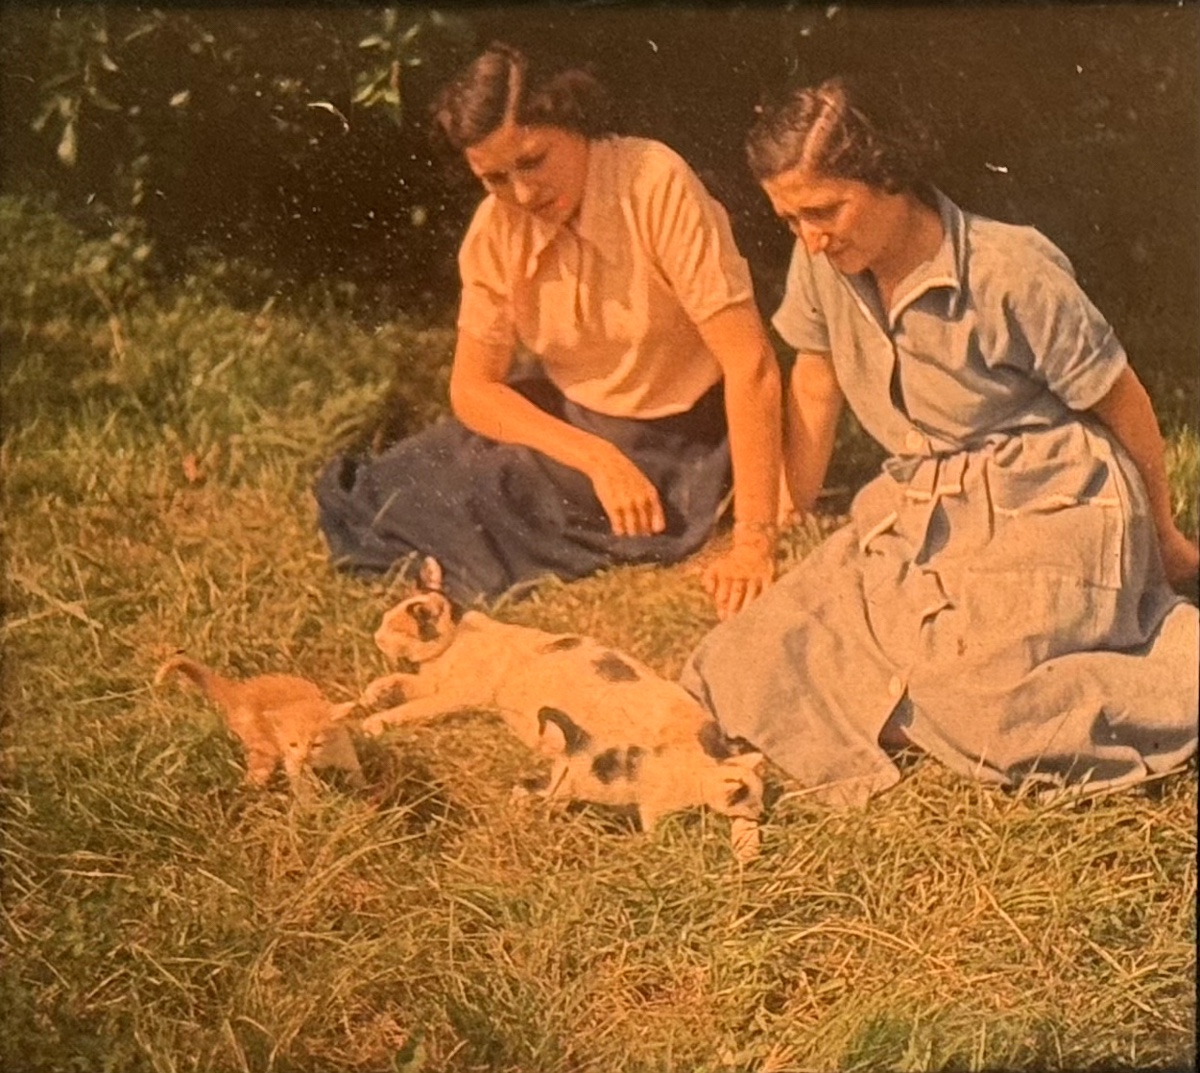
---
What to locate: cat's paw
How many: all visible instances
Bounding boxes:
[361,677,405,708]
[730,817,761,862]
[360,714,388,738]
[509,773,550,805]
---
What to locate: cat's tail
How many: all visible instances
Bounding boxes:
[154,655,228,702]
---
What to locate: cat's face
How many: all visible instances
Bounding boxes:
[375,592,456,664]
[703,752,765,820]
[278,729,320,781]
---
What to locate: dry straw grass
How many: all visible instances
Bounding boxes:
[2,196,1196,1072]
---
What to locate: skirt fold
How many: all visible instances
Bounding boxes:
[314,379,731,605]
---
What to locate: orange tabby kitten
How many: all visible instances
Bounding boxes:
[154,656,363,792]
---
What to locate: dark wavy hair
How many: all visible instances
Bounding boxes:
[746,74,939,197]
[432,41,614,152]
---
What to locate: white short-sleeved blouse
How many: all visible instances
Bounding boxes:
[456,136,754,419]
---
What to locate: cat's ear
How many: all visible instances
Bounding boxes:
[697,722,759,762]
[328,701,359,723]
[697,720,729,759]
[418,556,444,593]
[727,750,765,774]
[537,706,591,755]
[724,735,760,757]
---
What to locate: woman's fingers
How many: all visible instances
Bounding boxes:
[627,491,666,536]
[591,455,666,536]
[611,495,665,536]
[715,575,763,620]
[647,493,667,535]
[611,504,633,537]
[702,544,774,619]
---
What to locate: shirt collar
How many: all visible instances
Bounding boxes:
[522,136,617,276]
[570,137,616,258]
[525,211,559,269]
[934,187,967,294]
[888,189,966,321]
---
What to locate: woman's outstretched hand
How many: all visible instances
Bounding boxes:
[702,533,775,620]
[588,448,667,537]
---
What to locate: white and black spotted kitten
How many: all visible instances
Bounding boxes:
[358,560,764,858]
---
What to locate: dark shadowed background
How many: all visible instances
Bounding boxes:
[2,2,1196,405]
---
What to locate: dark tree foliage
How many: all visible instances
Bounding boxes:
[473,4,1198,385]
[1,3,1197,396]
[0,5,480,311]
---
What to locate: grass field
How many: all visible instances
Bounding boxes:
[2,195,1196,1072]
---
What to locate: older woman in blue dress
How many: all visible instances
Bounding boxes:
[316,43,780,618]
[684,76,1199,804]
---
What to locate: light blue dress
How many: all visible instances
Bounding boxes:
[682,193,1198,806]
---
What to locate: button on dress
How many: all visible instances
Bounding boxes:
[682,193,1198,805]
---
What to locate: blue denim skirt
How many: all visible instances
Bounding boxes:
[314,378,730,606]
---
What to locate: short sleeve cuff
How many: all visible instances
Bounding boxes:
[1053,327,1129,412]
[771,304,830,355]
[643,148,756,324]
[456,201,518,349]
[456,287,517,349]
[771,242,831,354]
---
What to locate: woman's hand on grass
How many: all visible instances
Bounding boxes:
[702,535,775,620]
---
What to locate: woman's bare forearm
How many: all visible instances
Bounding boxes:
[1088,365,1174,535]
[697,302,782,538]
[449,331,667,536]
[449,333,619,474]
[784,352,843,516]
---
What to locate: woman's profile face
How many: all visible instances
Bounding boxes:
[761,167,906,277]
[464,120,590,225]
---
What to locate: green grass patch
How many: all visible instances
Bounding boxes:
[2,195,1196,1072]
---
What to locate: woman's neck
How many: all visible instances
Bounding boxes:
[870,195,944,308]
